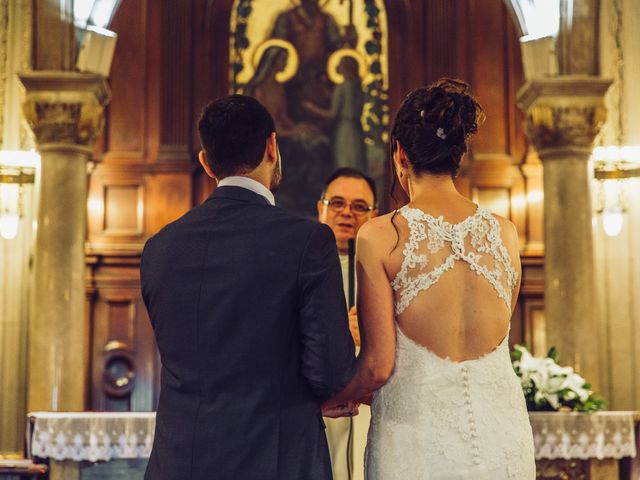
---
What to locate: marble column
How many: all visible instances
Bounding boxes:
[518,77,611,390]
[18,71,110,411]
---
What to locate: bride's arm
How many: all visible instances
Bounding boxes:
[322,218,397,407]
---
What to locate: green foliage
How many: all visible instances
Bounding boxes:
[230,0,254,91]
[361,0,388,147]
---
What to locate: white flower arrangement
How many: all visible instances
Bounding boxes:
[511,345,605,412]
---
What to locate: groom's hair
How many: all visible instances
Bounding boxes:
[198,95,276,178]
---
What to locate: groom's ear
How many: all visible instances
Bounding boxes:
[198,150,216,180]
[264,133,278,165]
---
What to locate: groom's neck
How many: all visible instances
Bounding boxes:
[232,166,271,191]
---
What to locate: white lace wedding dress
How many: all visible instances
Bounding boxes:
[365,205,535,479]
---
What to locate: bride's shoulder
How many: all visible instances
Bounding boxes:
[356,213,401,250]
[488,212,519,245]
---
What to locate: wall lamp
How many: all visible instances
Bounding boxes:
[0,151,39,241]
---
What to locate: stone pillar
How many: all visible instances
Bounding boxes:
[518,77,611,389]
[18,71,110,411]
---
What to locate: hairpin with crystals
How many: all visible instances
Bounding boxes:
[436,128,447,140]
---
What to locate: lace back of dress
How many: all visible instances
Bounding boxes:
[391,206,518,315]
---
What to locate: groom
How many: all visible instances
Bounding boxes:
[141,95,357,480]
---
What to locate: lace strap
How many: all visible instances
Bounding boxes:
[391,205,519,315]
[480,210,519,291]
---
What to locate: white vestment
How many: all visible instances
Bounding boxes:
[324,254,370,480]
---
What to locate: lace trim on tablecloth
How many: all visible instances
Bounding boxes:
[529,412,636,460]
[28,412,156,462]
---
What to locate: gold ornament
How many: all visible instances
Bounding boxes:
[252,39,300,83]
[327,48,368,84]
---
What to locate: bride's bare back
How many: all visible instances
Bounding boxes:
[362,192,521,363]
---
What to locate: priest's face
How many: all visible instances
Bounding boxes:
[317,176,377,254]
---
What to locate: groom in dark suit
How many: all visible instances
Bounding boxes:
[141,95,357,480]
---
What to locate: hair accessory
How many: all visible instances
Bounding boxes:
[420,110,426,119]
[436,127,447,140]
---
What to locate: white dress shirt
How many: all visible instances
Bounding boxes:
[217,176,275,206]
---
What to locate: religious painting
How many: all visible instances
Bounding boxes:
[230,0,389,217]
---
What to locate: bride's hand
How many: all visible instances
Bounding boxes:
[321,400,359,418]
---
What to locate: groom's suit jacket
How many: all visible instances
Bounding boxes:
[141,185,356,480]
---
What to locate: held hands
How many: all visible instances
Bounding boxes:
[322,400,360,418]
[348,306,360,347]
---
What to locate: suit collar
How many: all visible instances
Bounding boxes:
[209,185,273,206]
[217,176,275,205]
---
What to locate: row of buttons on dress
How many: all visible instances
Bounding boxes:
[461,365,482,466]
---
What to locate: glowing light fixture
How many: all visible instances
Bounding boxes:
[592,147,640,238]
[74,0,122,29]
[602,207,624,237]
[0,151,39,241]
[74,0,122,77]
[506,0,567,41]
[504,0,571,79]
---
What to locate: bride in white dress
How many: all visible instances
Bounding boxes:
[323,78,535,479]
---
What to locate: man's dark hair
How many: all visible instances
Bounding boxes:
[321,167,377,206]
[198,95,276,178]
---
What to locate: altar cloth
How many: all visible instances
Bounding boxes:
[27,411,637,463]
[529,411,637,460]
[28,412,156,462]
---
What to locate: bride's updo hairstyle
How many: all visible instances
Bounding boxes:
[391,78,484,177]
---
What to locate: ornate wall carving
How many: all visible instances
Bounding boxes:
[525,105,607,151]
[19,73,110,148]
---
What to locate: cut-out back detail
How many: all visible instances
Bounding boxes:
[365,204,535,479]
[391,205,518,315]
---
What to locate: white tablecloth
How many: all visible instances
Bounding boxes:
[28,412,156,462]
[27,410,638,462]
[529,411,637,460]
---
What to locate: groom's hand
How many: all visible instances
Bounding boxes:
[348,307,360,347]
[321,400,359,418]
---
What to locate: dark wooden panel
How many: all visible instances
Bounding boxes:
[423,0,458,84]
[159,0,193,161]
[474,187,512,218]
[467,0,509,155]
[105,0,148,159]
[88,259,157,412]
[88,167,147,249]
[107,300,136,346]
[104,185,144,234]
[145,173,192,235]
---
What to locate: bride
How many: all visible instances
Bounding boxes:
[323,78,535,479]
